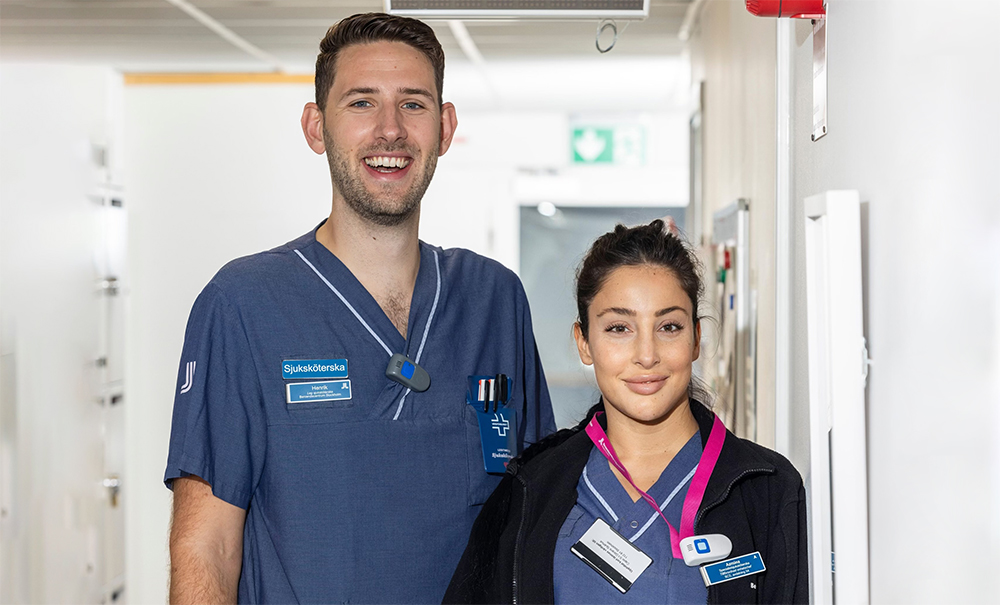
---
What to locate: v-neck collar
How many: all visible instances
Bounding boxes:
[584,432,702,521]
[297,223,438,358]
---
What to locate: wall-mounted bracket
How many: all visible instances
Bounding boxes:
[812,17,828,141]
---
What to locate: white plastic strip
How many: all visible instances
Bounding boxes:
[392,250,442,420]
[448,21,485,65]
[775,18,793,456]
[293,249,393,357]
[163,0,287,72]
[583,466,619,523]
[412,250,441,365]
[677,0,706,42]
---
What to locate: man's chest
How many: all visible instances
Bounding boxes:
[238,297,523,426]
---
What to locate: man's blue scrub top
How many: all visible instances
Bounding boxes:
[164,228,555,603]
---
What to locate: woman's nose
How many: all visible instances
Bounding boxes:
[633,331,659,368]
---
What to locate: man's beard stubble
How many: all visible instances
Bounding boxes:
[323,127,438,227]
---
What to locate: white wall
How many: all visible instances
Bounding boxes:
[123,61,690,604]
[689,0,1000,600]
[786,2,1000,600]
[687,2,779,446]
[124,83,328,604]
[0,64,124,604]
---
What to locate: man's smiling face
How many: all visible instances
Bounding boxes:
[319,40,454,226]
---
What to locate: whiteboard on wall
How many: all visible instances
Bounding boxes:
[711,199,756,440]
[804,190,870,604]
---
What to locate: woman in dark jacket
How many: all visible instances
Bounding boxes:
[445,220,807,604]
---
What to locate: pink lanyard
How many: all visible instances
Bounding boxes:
[585,411,727,558]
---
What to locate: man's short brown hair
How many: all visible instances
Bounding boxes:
[314,12,445,112]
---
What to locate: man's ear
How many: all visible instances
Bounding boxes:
[301,102,327,155]
[437,102,458,156]
[573,322,593,366]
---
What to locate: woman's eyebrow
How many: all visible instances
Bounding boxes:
[596,307,634,317]
[656,306,689,317]
[596,306,691,318]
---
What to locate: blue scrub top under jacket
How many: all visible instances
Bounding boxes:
[164,227,555,603]
[554,432,707,604]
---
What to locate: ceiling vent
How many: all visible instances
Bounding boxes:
[385,0,649,20]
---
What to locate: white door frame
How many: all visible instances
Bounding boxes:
[804,190,870,605]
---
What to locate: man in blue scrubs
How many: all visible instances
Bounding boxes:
[165,13,555,603]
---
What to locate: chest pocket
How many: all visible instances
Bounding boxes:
[464,404,505,505]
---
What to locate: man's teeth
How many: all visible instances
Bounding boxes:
[364,156,410,169]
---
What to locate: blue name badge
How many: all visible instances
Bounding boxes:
[282,359,348,380]
[700,552,766,586]
[286,380,352,404]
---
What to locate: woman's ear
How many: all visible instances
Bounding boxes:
[573,322,593,366]
[693,319,701,361]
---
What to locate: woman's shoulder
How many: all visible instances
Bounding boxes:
[691,401,803,489]
[718,430,805,502]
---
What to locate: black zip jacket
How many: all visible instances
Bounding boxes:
[444,402,808,604]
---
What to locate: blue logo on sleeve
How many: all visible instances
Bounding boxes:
[282,359,348,380]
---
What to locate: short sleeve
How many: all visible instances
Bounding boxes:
[163,281,267,509]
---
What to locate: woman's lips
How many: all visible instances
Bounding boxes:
[623,374,668,395]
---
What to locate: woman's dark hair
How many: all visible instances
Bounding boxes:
[575,219,712,407]
[315,13,445,112]
[576,219,703,338]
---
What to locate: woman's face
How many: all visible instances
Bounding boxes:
[574,264,700,427]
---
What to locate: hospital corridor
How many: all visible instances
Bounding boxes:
[0,0,998,603]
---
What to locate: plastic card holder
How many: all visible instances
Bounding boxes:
[466,375,516,473]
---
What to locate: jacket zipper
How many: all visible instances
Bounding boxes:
[511,475,529,605]
[695,467,771,529]
[697,467,772,605]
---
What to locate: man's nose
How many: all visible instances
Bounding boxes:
[376,106,406,142]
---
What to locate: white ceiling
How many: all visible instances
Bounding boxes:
[0,0,693,72]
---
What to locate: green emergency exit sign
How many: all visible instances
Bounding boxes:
[571,126,645,165]
[572,128,614,163]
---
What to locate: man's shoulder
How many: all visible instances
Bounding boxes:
[433,244,523,290]
[206,231,314,296]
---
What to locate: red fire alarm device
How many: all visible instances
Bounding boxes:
[745,0,825,19]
